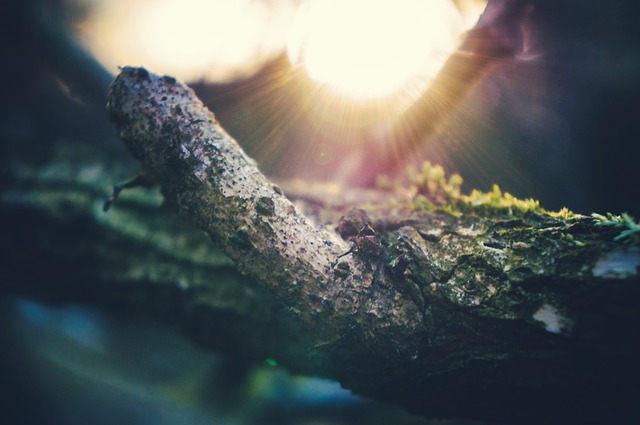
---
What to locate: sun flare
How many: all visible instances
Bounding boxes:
[80,0,485,93]
[287,0,480,100]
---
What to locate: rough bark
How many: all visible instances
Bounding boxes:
[3,66,639,424]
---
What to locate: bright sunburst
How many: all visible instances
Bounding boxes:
[287,0,473,100]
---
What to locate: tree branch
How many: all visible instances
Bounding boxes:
[106,66,425,353]
[3,67,639,424]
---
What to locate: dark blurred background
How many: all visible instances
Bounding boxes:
[1,0,639,424]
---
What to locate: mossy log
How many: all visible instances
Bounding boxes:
[2,67,639,425]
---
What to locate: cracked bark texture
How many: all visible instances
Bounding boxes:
[2,67,639,425]
[106,67,425,369]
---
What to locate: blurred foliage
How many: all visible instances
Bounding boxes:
[592,212,640,244]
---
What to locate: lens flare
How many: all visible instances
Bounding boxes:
[287,0,471,100]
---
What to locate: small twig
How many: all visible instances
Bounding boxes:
[103,174,153,211]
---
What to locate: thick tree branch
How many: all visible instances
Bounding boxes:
[3,67,639,424]
[102,67,640,423]
[106,67,425,359]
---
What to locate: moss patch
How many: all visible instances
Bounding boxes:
[378,160,577,219]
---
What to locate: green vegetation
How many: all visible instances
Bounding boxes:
[592,212,640,244]
[264,358,279,367]
[378,161,639,247]
[378,161,574,218]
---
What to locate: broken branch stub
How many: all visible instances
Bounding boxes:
[106,67,424,351]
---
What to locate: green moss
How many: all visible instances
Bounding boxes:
[560,232,585,247]
[462,184,541,214]
[381,160,566,218]
[405,161,463,199]
[592,212,640,244]
[549,207,579,220]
